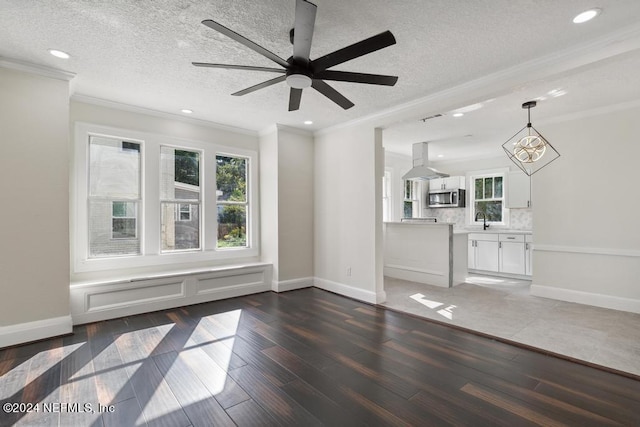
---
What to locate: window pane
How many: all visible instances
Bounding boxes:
[484,177,493,199]
[112,201,135,217]
[112,218,136,239]
[475,178,483,199]
[216,155,247,202]
[217,205,247,248]
[495,176,503,198]
[475,201,502,222]
[89,136,140,198]
[161,202,200,251]
[404,201,412,218]
[89,200,140,257]
[161,147,200,200]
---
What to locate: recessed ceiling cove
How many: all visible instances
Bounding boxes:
[192,0,398,111]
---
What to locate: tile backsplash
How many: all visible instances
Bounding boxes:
[423,208,532,230]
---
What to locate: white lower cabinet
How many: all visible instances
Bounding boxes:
[468,232,531,277]
[468,233,499,271]
[499,234,525,275]
[525,234,533,276]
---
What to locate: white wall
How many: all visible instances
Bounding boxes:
[259,125,314,290]
[314,124,385,303]
[531,105,640,313]
[276,127,314,283]
[0,66,72,344]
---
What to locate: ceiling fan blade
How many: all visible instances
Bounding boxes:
[314,70,398,86]
[201,19,290,69]
[192,62,286,73]
[311,30,396,72]
[231,75,287,96]
[311,79,354,109]
[289,88,303,111]
[292,0,317,65]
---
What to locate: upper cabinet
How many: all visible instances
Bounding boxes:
[430,176,466,191]
[507,171,531,208]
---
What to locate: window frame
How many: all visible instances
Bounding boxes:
[467,168,509,227]
[72,122,259,274]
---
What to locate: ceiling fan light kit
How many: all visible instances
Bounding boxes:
[192,0,398,111]
[502,101,560,176]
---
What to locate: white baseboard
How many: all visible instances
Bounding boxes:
[313,277,382,304]
[0,315,73,348]
[272,277,314,292]
[530,284,640,314]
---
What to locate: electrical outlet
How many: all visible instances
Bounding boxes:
[346,267,352,276]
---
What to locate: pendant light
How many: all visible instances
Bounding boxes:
[502,101,560,176]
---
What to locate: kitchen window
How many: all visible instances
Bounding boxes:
[469,171,506,225]
[73,123,259,273]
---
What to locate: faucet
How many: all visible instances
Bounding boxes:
[475,212,490,230]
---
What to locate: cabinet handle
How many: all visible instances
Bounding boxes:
[507,237,515,239]
[527,200,530,208]
[499,242,502,249]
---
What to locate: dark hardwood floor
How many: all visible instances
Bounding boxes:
[1,287,639,426]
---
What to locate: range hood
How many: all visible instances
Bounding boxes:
[401,142,449,181]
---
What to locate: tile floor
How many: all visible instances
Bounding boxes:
[382,275,640,377]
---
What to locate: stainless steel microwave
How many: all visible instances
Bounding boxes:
[428,189,466,208]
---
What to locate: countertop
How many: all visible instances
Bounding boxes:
[454,228,532,235]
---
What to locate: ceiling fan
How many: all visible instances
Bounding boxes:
[192,0,398,111]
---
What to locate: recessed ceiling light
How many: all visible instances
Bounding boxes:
[452,113,464,118]
[181,109,193,114]
[437,154,444,158]
[48,49,70,59]
[304,120,313,125]
[573,8,601,24]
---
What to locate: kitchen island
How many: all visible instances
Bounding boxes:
[384,221,468,288]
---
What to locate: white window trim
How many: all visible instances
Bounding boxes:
[466,168,510,228]
[72,122,260,274]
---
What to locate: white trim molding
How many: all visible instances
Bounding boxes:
[0,56,76,81]
[534,244,640,258]
[70,264,272,324]
[530,285,640,314]
[313,277,383,304]
[0,316,73,349]
[272,277,314,293]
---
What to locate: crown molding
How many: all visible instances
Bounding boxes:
[0,56,76,81]
[71,94,258,137]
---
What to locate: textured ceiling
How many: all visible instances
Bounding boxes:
[2,0,640,159]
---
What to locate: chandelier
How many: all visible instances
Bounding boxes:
[502,101,560,176]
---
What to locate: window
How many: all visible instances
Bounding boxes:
[73,123,259,273]
[216,155,248,248]
[470,172,505,224]
[403,180,420,218]
[160,147,201,252]
[88,136,141,257]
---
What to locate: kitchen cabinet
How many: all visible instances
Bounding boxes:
[499,234,526,275]
[507,171,531,208]
[468,232,531,277]
[525,234,533,276]
[430,176,466,191]
[468,233,499,271]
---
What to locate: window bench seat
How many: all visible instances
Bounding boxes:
[70,263,272,324]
